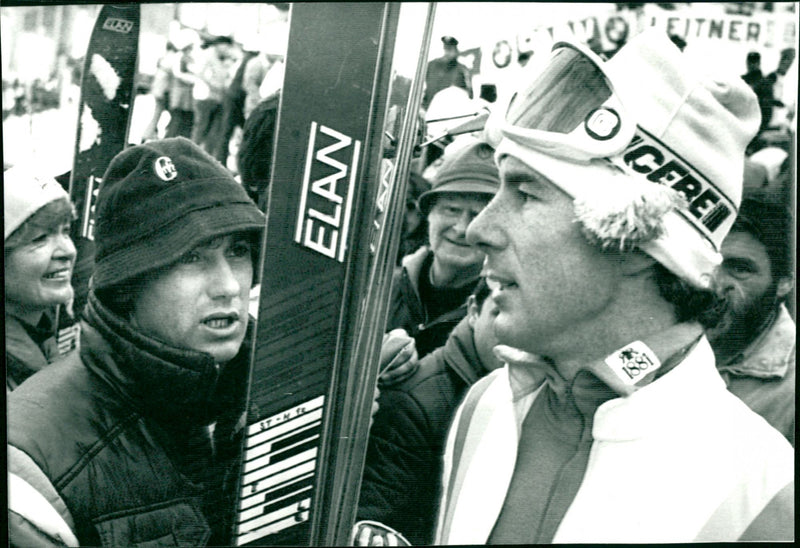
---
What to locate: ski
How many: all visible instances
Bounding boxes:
[231,3,435,546]
[56,4,140,352]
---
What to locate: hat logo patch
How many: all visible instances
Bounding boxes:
[585,107,621,141]
[154,156,177,181]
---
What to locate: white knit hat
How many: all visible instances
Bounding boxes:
[4,164,71,241]
[495,29,761,288]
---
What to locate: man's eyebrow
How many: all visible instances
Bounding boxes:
[502,168,552,188]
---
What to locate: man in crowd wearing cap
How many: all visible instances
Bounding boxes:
[7,137,265,546]
[5,165,77,391]
[707,186,795,445]
[387,138,499,359]
[422,35,473,110]
[435,29,793,544]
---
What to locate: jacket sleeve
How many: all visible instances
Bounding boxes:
[738,482,794,541]
[357,387,440,545]
[9,510,71,548]
[8,446,79,547]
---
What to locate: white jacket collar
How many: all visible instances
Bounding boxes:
[593,337,724,441]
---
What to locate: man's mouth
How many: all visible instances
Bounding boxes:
[486,273,517,291]
[42,268,71,280]
[202,312,240,329]
[445,237,471,248]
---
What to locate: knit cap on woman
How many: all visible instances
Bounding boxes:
[4,164,71,242]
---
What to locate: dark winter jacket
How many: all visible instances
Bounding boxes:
[7,291,251,547]
[358,315,492,545]
[387,246,477,358]
[5,312,63,391]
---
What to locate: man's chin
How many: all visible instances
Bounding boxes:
[492,314,527,350]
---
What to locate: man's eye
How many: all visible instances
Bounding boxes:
[517,185,538,202]
[178,251,201,264]
[30,233,49,244]
[229,242,252,257]
[724,260,757,277]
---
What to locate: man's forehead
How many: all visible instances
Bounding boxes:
[193,231,253,249]
[435,192,491,207]
[499,156,561,192]
[722,229,770,258]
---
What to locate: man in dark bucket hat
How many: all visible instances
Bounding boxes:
[8,137,265,546]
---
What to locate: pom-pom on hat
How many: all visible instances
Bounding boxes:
[495,29,760,288]
[4,164,71,241]
[92,137,265,290]
[418,138,500,215]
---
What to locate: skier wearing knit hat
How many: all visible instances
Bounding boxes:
[435,29,793,544]
[8,138,265,546]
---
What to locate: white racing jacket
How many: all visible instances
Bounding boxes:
[436,337,794,543]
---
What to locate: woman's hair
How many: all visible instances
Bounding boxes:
[4,198,75,253]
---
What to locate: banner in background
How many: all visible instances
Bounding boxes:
[479,5,796,96]
[643,6,796,50]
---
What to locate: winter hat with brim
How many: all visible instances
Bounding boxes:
[4,164,71,241]
[494,29,760,288]
[92,137,265,290]
[419,138,499,215]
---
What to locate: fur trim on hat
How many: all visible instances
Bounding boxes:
[573,177,687,252]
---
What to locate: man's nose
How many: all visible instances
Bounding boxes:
[466,199,504,251]
[210,257,242,299]
[452,211,475,233]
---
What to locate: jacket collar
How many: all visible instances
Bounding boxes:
[81,291,252,424]
[716,304,795,380]
[592,337,725,441]
[399,245,432,296]
[5,315,53,389]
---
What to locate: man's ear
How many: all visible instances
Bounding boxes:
[619,249,657,276]
[466,295,478,328]
[776,276,794,301]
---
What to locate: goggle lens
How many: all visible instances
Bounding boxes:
[506,46,613,135]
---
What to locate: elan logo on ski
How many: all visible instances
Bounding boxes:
[102,18,134,34]
[295,122,360,262]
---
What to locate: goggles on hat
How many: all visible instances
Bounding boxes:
[496,40,636,163]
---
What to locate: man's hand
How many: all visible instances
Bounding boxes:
[377,329,419,387]
[351,520,411,546]
[370,385,380,429]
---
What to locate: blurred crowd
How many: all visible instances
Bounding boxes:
[139,26,286,174]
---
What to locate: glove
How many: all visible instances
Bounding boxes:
[351,520,411,546]
[377,329,419,387]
